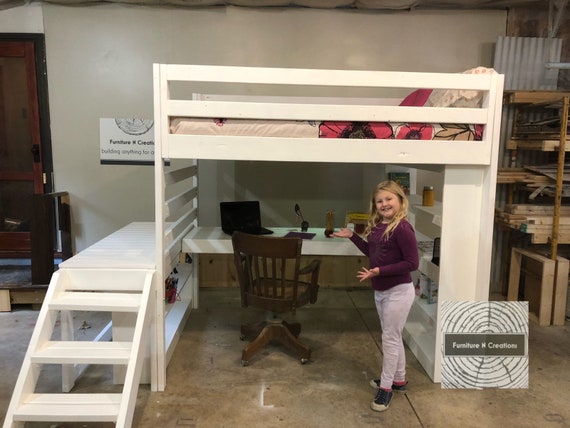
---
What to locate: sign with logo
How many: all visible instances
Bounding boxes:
[441,301,528,389]
[100,118,154,165]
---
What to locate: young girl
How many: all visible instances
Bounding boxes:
[333,180,419,412]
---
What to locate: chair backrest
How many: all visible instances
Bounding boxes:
[231,231,307,314]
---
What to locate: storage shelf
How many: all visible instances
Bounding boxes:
[165,261,194,364]
[407,194,441,381]
[404,301,436,380]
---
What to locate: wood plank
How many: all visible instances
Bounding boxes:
[507,247,523,302]
[552,257,569,326]
[508,248,554,326]
[9,289,46,305]
[505,91,570,104]
[505,204,570,215]
[0,290,10,312]
[514,140,570,151]
[524,164,570,182]
[526,216,570,225]
[530,232,570,244]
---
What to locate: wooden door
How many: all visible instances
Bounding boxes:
[0,40,45,256]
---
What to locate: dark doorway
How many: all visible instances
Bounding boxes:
[0,34,52,258]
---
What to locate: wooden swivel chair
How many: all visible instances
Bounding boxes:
[231,231,321,365]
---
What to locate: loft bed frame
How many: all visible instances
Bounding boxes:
[152,64,505,390]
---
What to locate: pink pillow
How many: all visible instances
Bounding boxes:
[399,89,433,106]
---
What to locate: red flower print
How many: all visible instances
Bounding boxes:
[395,123,434,140]
[319,121,393,139]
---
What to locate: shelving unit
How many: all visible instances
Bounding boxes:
[405,195,441,380]
[497,91,570,326]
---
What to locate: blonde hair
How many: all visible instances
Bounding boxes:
[364,180,409,240]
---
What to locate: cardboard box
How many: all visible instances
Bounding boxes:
[345,212,368,235]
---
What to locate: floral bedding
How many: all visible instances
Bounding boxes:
[318,121,483,141]
[170,67,493,142]
[170,117,483,141]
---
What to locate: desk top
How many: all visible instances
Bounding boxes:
[182,227,365,257]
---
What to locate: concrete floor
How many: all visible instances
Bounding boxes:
[1,287,569,428]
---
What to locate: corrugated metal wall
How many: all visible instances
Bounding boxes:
[490,36,563,295]
[494,36,562,90]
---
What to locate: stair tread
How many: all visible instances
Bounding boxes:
[14,393,121,421]
[50,291,141,311]
[32,341,132,364]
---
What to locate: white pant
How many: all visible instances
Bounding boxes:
[374,282,415,390]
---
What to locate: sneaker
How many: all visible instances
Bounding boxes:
[371,388,393,412]
[369,379,408,394]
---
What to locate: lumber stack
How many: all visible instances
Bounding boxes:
[497,167,570,197]
[496,204,570,244]
[496,168,552,184]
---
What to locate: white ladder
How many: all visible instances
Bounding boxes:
[3,267,155,428]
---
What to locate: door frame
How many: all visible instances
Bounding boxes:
[0,33,53,258]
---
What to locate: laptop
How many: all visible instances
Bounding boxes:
[220,201,274,235]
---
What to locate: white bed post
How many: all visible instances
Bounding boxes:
[153,63,167,392]
[434,73,504,382]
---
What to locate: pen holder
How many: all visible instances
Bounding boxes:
[325,210,335,237]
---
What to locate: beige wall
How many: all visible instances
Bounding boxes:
[4,4,506,251]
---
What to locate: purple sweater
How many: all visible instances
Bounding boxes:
[349,219,419,291]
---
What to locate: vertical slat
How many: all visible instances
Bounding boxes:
[280,258,286,298]
[249,256,257,296]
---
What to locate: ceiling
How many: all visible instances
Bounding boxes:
[0,0,557,11]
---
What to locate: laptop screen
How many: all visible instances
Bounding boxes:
[220,201,263,235]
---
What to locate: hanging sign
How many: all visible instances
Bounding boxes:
[100,118,155,165]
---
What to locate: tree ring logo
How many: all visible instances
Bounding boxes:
[115,119,154,136]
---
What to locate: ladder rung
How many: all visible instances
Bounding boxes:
[49,291,141,311]
[13,393,121,422]
[32,341,132,364]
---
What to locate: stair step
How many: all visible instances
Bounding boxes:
[13,393,122,422]
[49,291,141,311]
[32,341,132,364]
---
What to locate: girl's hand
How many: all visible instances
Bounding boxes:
[332,228,353,238]
[356,267,379,282]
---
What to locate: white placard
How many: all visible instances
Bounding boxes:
[100,118,155,165]
[441,301,528,389]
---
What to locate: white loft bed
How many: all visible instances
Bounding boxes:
[152,64,505,389]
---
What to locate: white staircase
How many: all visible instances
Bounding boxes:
[3,267,155,428]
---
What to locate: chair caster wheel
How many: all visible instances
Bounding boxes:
[301,358,309,364]
[241,360,249,367]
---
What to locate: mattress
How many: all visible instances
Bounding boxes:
[170,118,483,141]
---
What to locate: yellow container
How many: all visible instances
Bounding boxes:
[422,186,435,206]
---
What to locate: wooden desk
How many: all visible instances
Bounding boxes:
[182,227,365,256]
[182,227,367,288]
